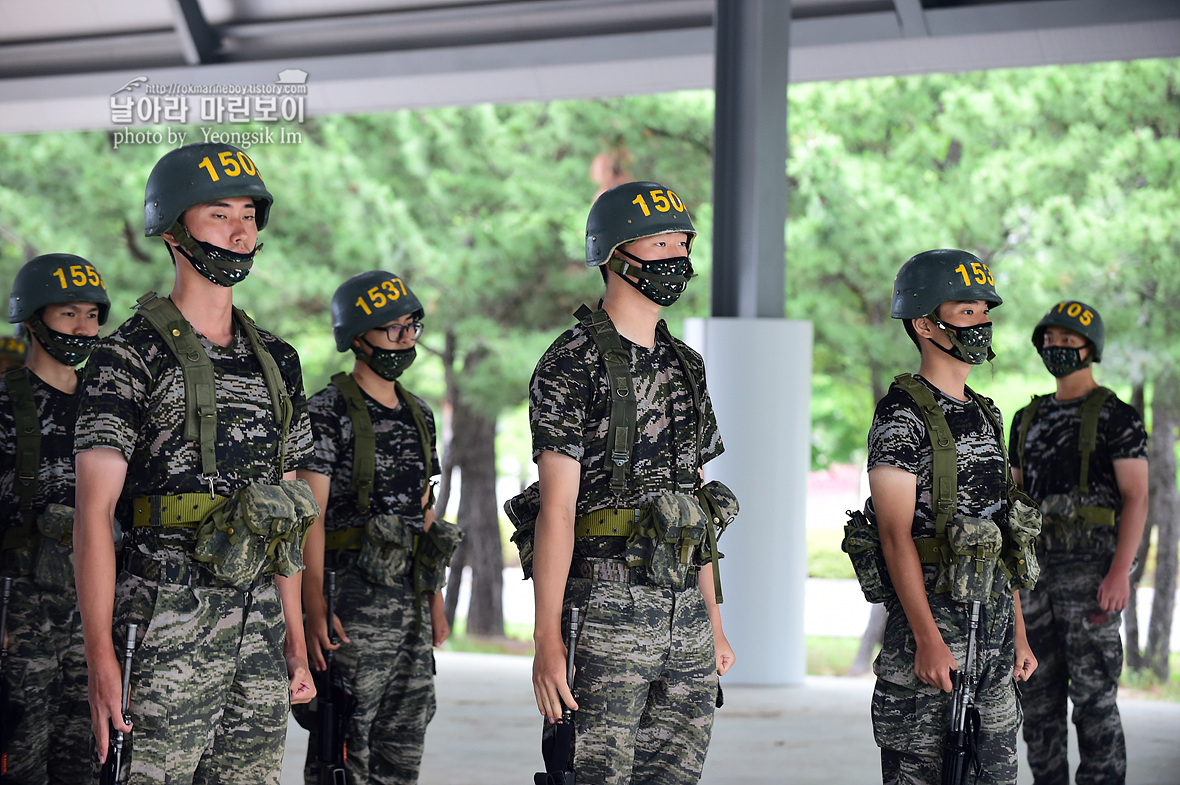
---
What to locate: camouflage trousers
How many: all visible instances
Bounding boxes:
[1019,553,1125,785]
[301,570,436,785]
[112,569,290,785]
[555,574,718,785]
[872,593,1021,785]
[2,577,91,785]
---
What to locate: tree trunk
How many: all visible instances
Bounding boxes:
[1144,368,1179,680]
[450,389,504,637]
[1124,379,1151,670]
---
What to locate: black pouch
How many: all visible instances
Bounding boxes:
[505,482,541,579]
[841,500,893,604]
[357,514,415,587]
[625,491,707,589]
[34,503,75,591]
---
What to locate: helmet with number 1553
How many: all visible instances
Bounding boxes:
[890,249,1002,319]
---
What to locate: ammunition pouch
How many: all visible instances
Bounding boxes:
[842,500,893,604]
[1037,493,1115,552]
[193,480,318,590]
[624,491,707,590]
[1002,488,1042,591]
[33,503,76,591]
[412,518,464,596]
[356,514,415,587]
[939,516,1003,603]
[505,482,541,580]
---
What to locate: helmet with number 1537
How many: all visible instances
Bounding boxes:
[144,142,273,237]
[331,270,425,352]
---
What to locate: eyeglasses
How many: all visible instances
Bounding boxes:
[381,321,424,342]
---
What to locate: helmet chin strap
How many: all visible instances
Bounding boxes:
[168,221,260,287]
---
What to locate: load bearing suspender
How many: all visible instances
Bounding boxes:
[134,292,293,494]
[3,367,41,550]
[1016,387,1114,497]
[330,371,434,515]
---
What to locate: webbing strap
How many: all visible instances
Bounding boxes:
[6,368,40,534]
[131,493,228,528]
[332,373,434,514]
[575,305,636,496]
[1017,387,1114,496]
[324,526,365,552]
[1078,387,1113,495]
[135,292,291,482]
[573,508,642,537]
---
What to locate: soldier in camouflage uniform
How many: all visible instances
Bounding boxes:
[297,270,447,784]
[868,250,1037,784]
[1009,301,1148,785]
[529,181,735,785]
[73,143,315,785]
[1,254,109,784]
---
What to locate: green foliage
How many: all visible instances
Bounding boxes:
[807,528,856,580]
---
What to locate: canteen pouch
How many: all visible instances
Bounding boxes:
[357,514,415,587]
[413,518,464,596]
[505,482,541,580]
[942,515,1003,603]
[625,491,708,589]
[271,479,319,577]
[842,500,893,604]
[34,503,76,591]
[194,483,293,590]
[1004,487,1042,591]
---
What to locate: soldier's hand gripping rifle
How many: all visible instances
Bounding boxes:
[99,622,138,785]
[317,569,348,785]
[941,601,982,785]
[534,607,579,785]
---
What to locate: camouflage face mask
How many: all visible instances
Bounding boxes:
[170,222,262,287]
[356,342,416,381]
[1039,345,1091,378]
[933,319,994,365]
[608,249,695,307]
[27,316,98,366]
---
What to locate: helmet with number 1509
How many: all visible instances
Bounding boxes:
[585,181,696,267]
[144,142,273,237]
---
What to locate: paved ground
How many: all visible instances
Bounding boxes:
[283,650,1180,785]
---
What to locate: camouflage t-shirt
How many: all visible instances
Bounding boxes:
[304,379,439,534]
[530,316,723,559]
[75,308,313,548]
[1009,388,1147,553]
[867,376,1008,573]
[0,369,81,533]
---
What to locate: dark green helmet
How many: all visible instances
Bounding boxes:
[144,142,273,237]
[1032,300,1104,362]
[890,249,1002,319]
[8,253,111,325]
[585,181,696,267]
[0,333,27,363]
[331,270,425,352]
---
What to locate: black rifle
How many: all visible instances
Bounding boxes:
[941,601,982,785]
[316,569,348,785]
[1,575,22,780]
[99,622,138,785]
[534,606,579,785]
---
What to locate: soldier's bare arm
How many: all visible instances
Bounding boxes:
[74,446,132,757]
[1012,590,1037,681]
[532,450,580,722]
[421,500,451,646]
[870,464,957,693]
[297,469,345,671]
[1098,456,1148,613]
[278,470,315,705]
[698,562,735,675]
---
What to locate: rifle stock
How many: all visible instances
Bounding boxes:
[318,569,347,785]
[99,622,137,785]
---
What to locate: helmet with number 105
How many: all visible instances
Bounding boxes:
[1032,300,1104,362]
[331,270,425,352]
[144,142,273,237]
[890,249,1002,319]
[9,253,111,325]
[585,181,696,267]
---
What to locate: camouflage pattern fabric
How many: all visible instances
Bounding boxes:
[112,573,289,785]
[867,375,1020,782]
[1009,390,1147,555]
[0,370,92,784]
[302,377,440,782]
[301,570,436,785]
[529,316,724,784]
[2,578,90,785]
[1018,554,1125,785]
[558,577,718,785]
[74,309,313,785]
[1010,390,1143,785]
[304,380,438,538]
